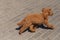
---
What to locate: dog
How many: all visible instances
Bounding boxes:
[17,7,54,34]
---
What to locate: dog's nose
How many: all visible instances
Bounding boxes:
[51,13,53,16]
[52,13,53,15]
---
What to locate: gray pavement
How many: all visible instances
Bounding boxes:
[0,0,60,40]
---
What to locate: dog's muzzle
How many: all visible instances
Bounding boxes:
[51,13,53,16]
[50,13,53,16]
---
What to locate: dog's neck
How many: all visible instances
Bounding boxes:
[42,12,49,19]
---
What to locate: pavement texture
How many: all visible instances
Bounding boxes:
[0,0,60,40]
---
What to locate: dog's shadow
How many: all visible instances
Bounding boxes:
[16,24,53,33]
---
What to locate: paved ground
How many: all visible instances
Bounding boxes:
[0,0,60,40]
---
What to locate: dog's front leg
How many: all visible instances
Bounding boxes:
[44,19,54,29]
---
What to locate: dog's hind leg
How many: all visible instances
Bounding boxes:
[19,22,32,34]
[29,25,36,32]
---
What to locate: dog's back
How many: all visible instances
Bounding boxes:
[25,13,44,24]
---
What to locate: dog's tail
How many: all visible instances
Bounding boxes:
[17,19,25,26]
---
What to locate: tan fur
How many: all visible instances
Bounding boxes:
[17,8,54,34]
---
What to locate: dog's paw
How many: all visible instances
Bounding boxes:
[31,31,35,33]
[48,24,54,29]
[19,32,21,35]
[30,29,36,33]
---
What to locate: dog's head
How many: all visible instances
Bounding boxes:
[42,8,53,16]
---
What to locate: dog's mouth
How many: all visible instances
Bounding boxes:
[49,12,53,16]
[50,13,53,16]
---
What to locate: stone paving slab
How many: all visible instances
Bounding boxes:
[0,0,60,40]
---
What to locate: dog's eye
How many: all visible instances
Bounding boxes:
[49,9,51,11]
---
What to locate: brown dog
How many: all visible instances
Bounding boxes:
[17,7,54,34]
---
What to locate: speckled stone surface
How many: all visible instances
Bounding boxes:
[0,0,60,40]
